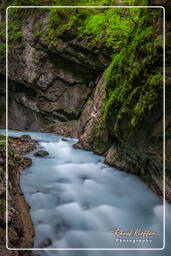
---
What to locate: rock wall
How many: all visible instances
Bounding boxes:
[0,9,109,132]
[75,1,171,202]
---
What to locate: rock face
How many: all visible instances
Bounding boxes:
[74,73,111,154]
[0,9,109,132]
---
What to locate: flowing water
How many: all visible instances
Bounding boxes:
[1,129,171,256]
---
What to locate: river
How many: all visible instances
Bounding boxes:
[1,129,171,256]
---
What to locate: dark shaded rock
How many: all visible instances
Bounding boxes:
[55,220,71,239]
[22,157,32,168]
[81,203,91,210]
[61,138,69,141]
[20,135,32,140]
[39,238,52,248]
[56,178,70,183]
[34,150,49,157]
[80,175,90,181]
[0,158,4,166]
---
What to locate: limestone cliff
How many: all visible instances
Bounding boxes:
[76,1,171,202]
[0,7,109,131]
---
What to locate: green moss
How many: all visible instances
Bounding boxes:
[102,8,163,132]
[86,99,93,105]
[0,23,6,60]
[0,9,24,59]
[40,1,149,47]
[0,134,6,139]
[0,199,5,215]
[67,120,79,127]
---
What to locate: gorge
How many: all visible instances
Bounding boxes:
[0,0,171,255]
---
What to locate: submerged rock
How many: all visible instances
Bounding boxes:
[55,220,71,239]
[39,238,52,248]
[80,174,90,181]
[61,138,69,141]
[34,150,49,157]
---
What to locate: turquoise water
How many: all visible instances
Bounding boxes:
[1,129,171,256]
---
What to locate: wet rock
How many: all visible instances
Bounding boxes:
[57,177,70,183]
[20,135,32,140]
[0,158,3,166]
[22,157,32,167]
[55,220,71,239]
[82,203,91,210]
[61,138,69,141]
[34,150,49,157]
[39,238,52,248]
[80,174,90,181]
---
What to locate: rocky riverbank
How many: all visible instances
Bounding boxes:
[0,134,37,255]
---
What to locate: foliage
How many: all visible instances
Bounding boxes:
[103,8,163,132]
[42,1,149,47]
[8,21,23,41]
[0,134,6,139]
[78,8,139,49]
[0,23,6,60]
[86,98,93,105]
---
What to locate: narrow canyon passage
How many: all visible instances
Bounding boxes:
[2,129,171,256]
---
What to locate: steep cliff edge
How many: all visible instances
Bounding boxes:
[0,135,36,254]
[0,0,170,202]
[76,2,171,202]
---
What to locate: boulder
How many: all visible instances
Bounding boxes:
[20,135,32,140]
[61,138,69,141]
[22,157,32,168]
[39,238,52,248]
[33,150,49,157]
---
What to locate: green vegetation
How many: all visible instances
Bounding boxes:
[33,21,44,39]
[0,134,6,145]
[1,0,163,133]
[0,23,6,60]
[0,198,5,215]
[0,134,6,139]
[86,99,93,105]
[103,8,163,132]
[44,1,147,47]
[0,10,23,60]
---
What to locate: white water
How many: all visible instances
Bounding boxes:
[1,129,171,256]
